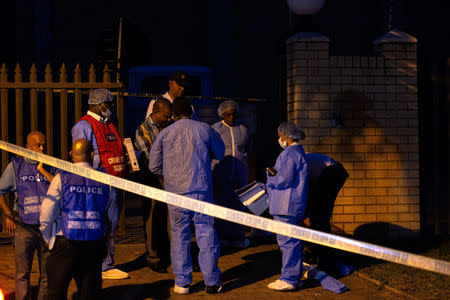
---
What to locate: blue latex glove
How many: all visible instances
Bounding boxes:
[320,275,348,294]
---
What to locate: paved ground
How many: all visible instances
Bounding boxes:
[0,198,412,299]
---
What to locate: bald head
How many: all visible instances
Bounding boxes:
[26,131,46,153]
[70,139,94,163]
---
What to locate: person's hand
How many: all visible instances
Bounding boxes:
[5,217,16,236]
[37,162,44,173]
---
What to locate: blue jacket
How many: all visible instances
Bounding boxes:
[267,144,309,218]
[12,157,54,224]
[211,121,251,187]
[60,170,109,241]
[149,118,225,196]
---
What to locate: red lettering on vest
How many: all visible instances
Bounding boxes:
[78,115,127,178]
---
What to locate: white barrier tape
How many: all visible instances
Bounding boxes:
[1,140,449,276]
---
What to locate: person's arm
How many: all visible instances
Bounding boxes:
[148,133,164,176]
[39,174,62,246]
[71,120,92,142]
[266,151,297,190]
[209,128,225,161]
[0,162,17,234]
[37,162,54,182]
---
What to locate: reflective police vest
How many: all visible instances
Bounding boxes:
[12,157,53,224]
[60,170,109,241]
[77,115,126,178]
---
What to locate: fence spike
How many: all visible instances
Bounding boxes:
[45,64,52,82]
[89,64,96,83]
[74,63,81,82]
[103,64,110,82]
[0,63,7,82]
[14,63,22,82]
[60,63,67,82]
[29,63,37,82]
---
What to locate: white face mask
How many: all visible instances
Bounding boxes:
[278,137,287,149]
[98,104,112,118]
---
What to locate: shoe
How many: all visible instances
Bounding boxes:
[267,279,296,291]
[231,238,250,249]
[205,285,222,294]
[102,268,129,279]
[148,262,168,273]
[174,284,190,294]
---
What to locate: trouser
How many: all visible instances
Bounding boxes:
[14,222,48,300]
[308,163,348,269]
[168,192,221,287]
[46,236,105,300]
[102,188,122,272]
[143,197,170,267]
[274,215,303,286]
[213,180,246,242]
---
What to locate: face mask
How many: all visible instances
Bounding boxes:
[278,137,287,149]
[98,104,112,118]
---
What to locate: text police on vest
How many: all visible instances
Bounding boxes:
[68,185,104,194]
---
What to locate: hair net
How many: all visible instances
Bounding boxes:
[88,88,113,105]
[218,100,239,118]
[278,121,305,141]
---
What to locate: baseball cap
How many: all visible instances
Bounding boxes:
[169,70,189,87]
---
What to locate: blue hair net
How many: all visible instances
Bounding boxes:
[278,121,305,141]
[88,88,113,105]
[218,100,239,118]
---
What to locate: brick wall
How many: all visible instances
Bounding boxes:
[286,30,419,236]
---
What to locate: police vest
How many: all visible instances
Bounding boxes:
[60,170,109,241]
[12,157,54,224]
[77,115,126,178]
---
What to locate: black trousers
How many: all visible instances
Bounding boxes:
[137,154,170,267]
[46,236,106,300]
[307,163,348,269]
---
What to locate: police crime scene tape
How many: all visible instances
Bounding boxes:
[0,140,449,276]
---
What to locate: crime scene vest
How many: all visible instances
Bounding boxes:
[12,157,53,224]
[78,115,126,178]
[60,170,109,241]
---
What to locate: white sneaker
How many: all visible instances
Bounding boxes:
[102,268,129,279]
[231,238,250,249]
[267,279,296,291]
[174,284,190,294]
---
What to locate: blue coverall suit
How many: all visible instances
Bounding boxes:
[266,144,309,286]
[149,118,225,287]
[211,121,251,241]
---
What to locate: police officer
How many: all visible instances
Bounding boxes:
[71,88,128,280]
[0,131,56,300]
[40,139,117,300]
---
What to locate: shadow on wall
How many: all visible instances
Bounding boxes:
[318,89,411,234]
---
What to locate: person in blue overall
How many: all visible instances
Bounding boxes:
[149,97,225,295]
[212,100,252,249]
[0,131,56,300]
[40,139,117,300]
[266,122,309,291]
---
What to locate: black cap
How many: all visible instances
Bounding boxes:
[169,70,189,87]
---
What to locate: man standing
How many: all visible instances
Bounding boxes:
[149,97,224,294]
[134,98,172,273]
[145,70,188,119]
[71,88,128,280]
[0,131,56,300]
[40,139,117,300]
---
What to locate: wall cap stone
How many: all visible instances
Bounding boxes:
[374,29,417,45]
[287,32,329,44]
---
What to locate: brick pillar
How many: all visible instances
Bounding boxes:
[286,32,330,131]
[373,29,420,234]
